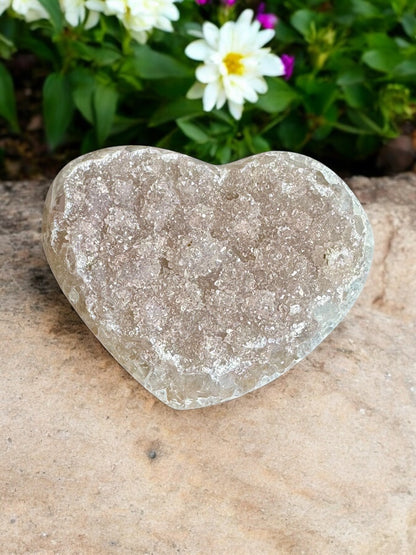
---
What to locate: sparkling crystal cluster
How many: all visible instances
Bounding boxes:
[43,146,373,409]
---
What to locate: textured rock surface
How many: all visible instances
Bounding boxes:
[42,147,373,409]
[0,174,416,552]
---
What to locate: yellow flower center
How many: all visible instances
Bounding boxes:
[223,52,245,75]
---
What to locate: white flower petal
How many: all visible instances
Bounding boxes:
[254,29,275,49]
[85,0,107,13]
[203,82,220,112]
[235,10,261,45]
[84,9,99,28]
[236,9,255,27]
[65,8,82,26]
[241,82,258,103]
[228,100,243,120]
[153,16,173,32]
[223,77,245,104]
[107,0,181,42]
[249,77,268,94]
[12,0,48,21]
[186,82,205,100]
[106,0,126,15]
[218,21,233,54]
[215,88,227,109]
[161,3,179,21]
[260,54,285,76]
[185,39,213,61]
[240,55,260,75]
[196,64,219,84]
[202,21,219,48]
[129,29,148,43]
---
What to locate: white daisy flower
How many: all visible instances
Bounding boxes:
[86,0,180,44]
[12,0,48,22]
[185,9,285,120]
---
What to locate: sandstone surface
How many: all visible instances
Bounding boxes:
[42,147,373,409]
[0,173,415,553]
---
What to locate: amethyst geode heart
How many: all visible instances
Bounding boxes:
[43,146,373,409]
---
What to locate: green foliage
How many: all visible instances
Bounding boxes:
[93,81,118,144]
[0,63,19,132]
[125,44,192,80]
[1,0,416,164]
[37,0,64,33]
[256,78,300,114]
[43,72,74,148]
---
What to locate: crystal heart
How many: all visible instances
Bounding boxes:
[42,147,373,409]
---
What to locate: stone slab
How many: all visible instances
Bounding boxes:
[0,173,415,554]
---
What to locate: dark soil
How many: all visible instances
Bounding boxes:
[1,52,416,181]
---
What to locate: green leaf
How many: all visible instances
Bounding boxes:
[81,129,97,154]
[71,43,122,66]
[156,128,183,150]
[37,0,63,32]
[331,120,373,135]
[0,33,16,60]
[392,59,416,77]
[274,21,299,43]
[351,0,380,18]
[217,145,231,164]
[209,121,231,136]
[93,82,118,144]
[341,84,372,108]
[71,70,95,123]
[117,71,143,91]
[365,33,399,50]
[150,98,203,126]
[277,115,308,150]
[150,77,192,99]
[401,13,416,37]
[256,78,298,114]
[391,0,407,17]
[43,72,74,149]
[362,49,402,72]
[290,10,316,37]
[251,135,270,154]
[19,34,57,63]
[300,80,338,115]
[347,109,394,137]
[110,114,144,135]
[0,63,19,132]
[177,118,209,143]
[313,104,338,140]
[128,45,191,79]
[337,67,365,85]
[211,110,234,125]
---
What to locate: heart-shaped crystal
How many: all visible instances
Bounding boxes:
[43,146,373,409]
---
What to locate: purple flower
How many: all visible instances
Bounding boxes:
[281,54,295,80]
[195,0,209,4]
[256,2,278,29]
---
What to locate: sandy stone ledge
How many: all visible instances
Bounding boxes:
[0,173,415,554]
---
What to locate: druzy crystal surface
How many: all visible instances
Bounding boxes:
[42,146,373,409]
